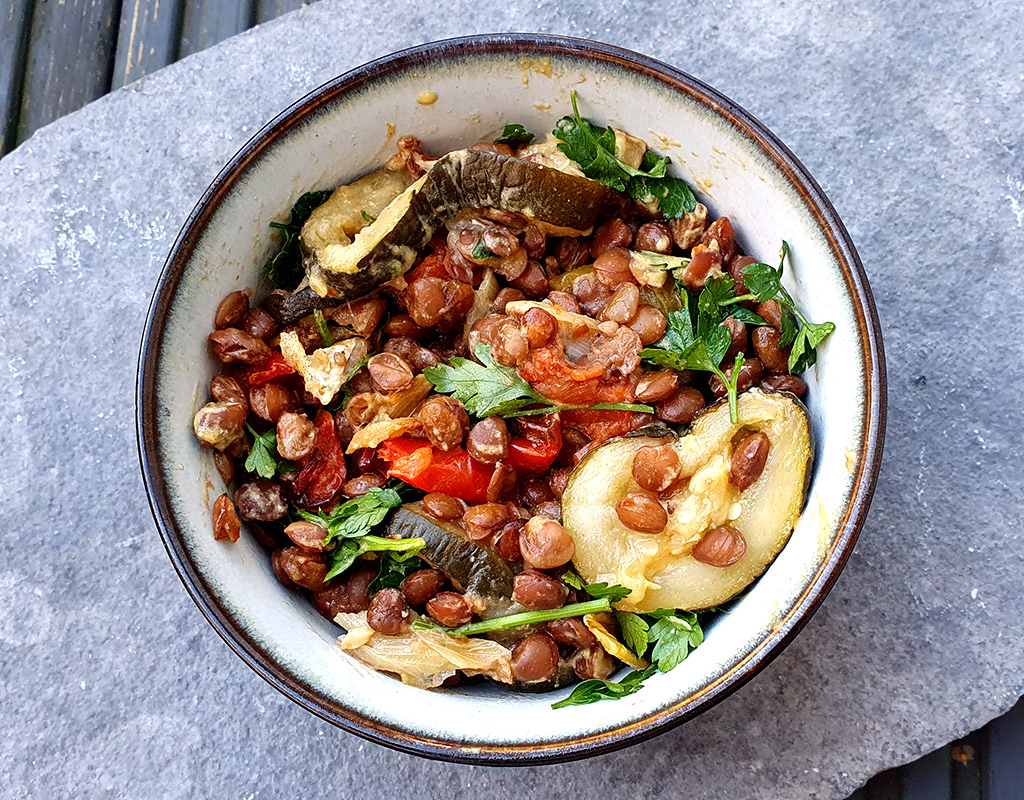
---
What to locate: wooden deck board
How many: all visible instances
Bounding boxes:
[864,768,902,799]
[0,0,32,155]
[986,698,1024,798]
[176,0,255,59]
[16,0,121,144]
[950,733,984,800]
[255,0,312,23]
[112,0,185,89]
[902,746,952,800]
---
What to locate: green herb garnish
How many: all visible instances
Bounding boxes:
[646,609,704,672]
[549,607,707,709]
[471,238,498,260]
[323,535,425,583]
[559,571,632,601]
[494,123,535,147]
[313,308,333,347]
[423,343,544,417]
[553,92,695,218]
[368,552,427,595]
[243,424,294,479]
[560,570,585,590]
[360,209,377,223]
[297,487,403,546]
[552,666,657,709]
[424,343,652,419]
[413,598,613,637]
[614,611,651,659]
[712,242,835,374]
[295,487,418,582]
[264,190,332,288]
[640,306,746,423]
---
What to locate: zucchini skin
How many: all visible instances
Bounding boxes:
[305,150,609,299]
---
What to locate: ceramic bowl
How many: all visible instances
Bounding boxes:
[137,34,886,764]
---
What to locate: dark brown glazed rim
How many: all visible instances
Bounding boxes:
[137,33,886,765]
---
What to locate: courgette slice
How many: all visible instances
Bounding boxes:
[384,502,517,618]
[562,389,812,612]
[303,149,609,299]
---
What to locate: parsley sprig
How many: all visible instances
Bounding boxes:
[423,343,652,419]
[641,242,834,421]
[264,190,332,288]
[494,123,535,147]
[244,424,296,479]
[712,242,836,374]
[561,571,632,601]
[551,665,656,709]
[323,535,425,582]
[554,92,696,218]
[298,487,403,546]
[552,608,706,709]
[736,242,836,373]
[640,307,746,424]
[296,487,419,582]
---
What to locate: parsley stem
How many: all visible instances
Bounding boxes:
[413,598,612,637]
[722,352,745,425]
[313,309,333,347]
[503,401,654,418]
[719,293,757,307]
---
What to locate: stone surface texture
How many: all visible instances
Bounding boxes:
[0,2,1021,798]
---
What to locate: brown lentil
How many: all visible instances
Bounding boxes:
[615,492,669,533]
[367,588,411,635]
[212,494,241,542]
[730,432,770,490]
[421,492,466,521]
[693,525,747,567]
[632,445,681,493]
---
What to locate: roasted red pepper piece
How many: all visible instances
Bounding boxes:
[519,345,631,406]
[377,437,492,504]
[292,410,346,509]
[559,409,649,445]
[507,413,562,475]
[245,353,295,388]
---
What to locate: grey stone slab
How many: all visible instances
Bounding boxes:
[0,1,1022,798]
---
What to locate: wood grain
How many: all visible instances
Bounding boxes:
[986,699,1024,799]
[16,0,120,143]
[255,0,311,23]
[112,0,185,89]
[176,0,254,58]
[0,0,32,155]
[902,746,952,800]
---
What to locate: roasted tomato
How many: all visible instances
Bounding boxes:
[292,410,346,509]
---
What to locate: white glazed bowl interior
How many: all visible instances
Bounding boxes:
[140,36,882,762]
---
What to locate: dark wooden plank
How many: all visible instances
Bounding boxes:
[0,0,33,155]
[255,0,313,24]
[903,746,952,800]
[986,697,1024,798]
[111,0,185,89]
[950,734,984,800]
[864,767,903,800]
[16,0,121,144]
[176,0,255,59]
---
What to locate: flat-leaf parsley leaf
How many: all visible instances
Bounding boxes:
[494,123,535,147]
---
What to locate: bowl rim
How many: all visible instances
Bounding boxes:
[136,32,886,765]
